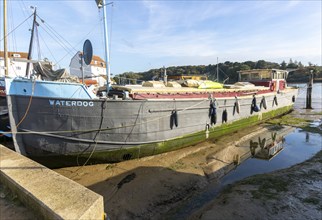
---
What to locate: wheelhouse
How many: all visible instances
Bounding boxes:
[238,69,289,91]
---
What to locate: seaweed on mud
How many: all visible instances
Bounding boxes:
[240,175,290,200]
[267,115,310,127]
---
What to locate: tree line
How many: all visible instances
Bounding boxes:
[114,59,322,84]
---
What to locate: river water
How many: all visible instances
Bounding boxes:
[291,82,322,110]
[170,83,322,218]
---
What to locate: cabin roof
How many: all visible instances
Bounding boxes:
[238,69,288,74]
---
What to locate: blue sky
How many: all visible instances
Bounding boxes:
[1,0,321,75]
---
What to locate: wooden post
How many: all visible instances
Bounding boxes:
[306,70,313,109]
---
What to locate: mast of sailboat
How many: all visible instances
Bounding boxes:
[25,7,37,77]
[95,0,112,93]
[216,57,219,82]
[3,0,9,76]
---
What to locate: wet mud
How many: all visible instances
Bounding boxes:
[1,108,321,219]
[53,110,321,219]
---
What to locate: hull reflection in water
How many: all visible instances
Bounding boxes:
[203,126,295,180]
[249,128,293,160]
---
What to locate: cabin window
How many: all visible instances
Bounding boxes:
[240,73,250,81]
[251,72,260,80]
[272,72,277,79]
[277,72,283,79]
[260,72,271,80]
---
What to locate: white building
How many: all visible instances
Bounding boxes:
[0,51,33,77]
[69,51,106,86]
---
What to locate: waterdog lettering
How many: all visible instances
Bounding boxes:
[49,100,94,107]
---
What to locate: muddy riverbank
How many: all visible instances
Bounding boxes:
[192,150,322,220]
[54,111,321,219]
[1,109,321,219]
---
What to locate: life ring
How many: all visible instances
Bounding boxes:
[260,96,267,110]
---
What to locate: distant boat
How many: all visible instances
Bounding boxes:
[3,0,298,166]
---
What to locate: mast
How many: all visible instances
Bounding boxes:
[25,7,37,77]
[95,0,112,93]
[216,57,219,82]
[3,0,9,76]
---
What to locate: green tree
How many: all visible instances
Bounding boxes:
[240,64,251,70]
[255,60,267,69]
[280,60,287,69]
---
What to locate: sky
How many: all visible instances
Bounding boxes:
[1,0,321,75]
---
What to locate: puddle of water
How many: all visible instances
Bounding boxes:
[221,128,321,185]
[169,127,322,219]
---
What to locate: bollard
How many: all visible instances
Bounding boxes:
[306,71,313,109]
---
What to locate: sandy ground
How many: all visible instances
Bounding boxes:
[0,184,37,220]
[54,122,321,219]
[55,125,276,219]
[1,110,321,219]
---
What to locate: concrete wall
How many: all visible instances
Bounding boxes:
[0,145,105,220]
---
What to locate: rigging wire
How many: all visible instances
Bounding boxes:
[17,0,32,27]
[8,2,17,52]
[0,14,33,42]
[54,21,102,66]
[38,31,59,64]
[37,19,75,57]
[35,26,41,60]
[37,25,74,63]
[38,15,78,53]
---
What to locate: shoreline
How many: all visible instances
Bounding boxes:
[191,150,322,220]
[0,109,321,219]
